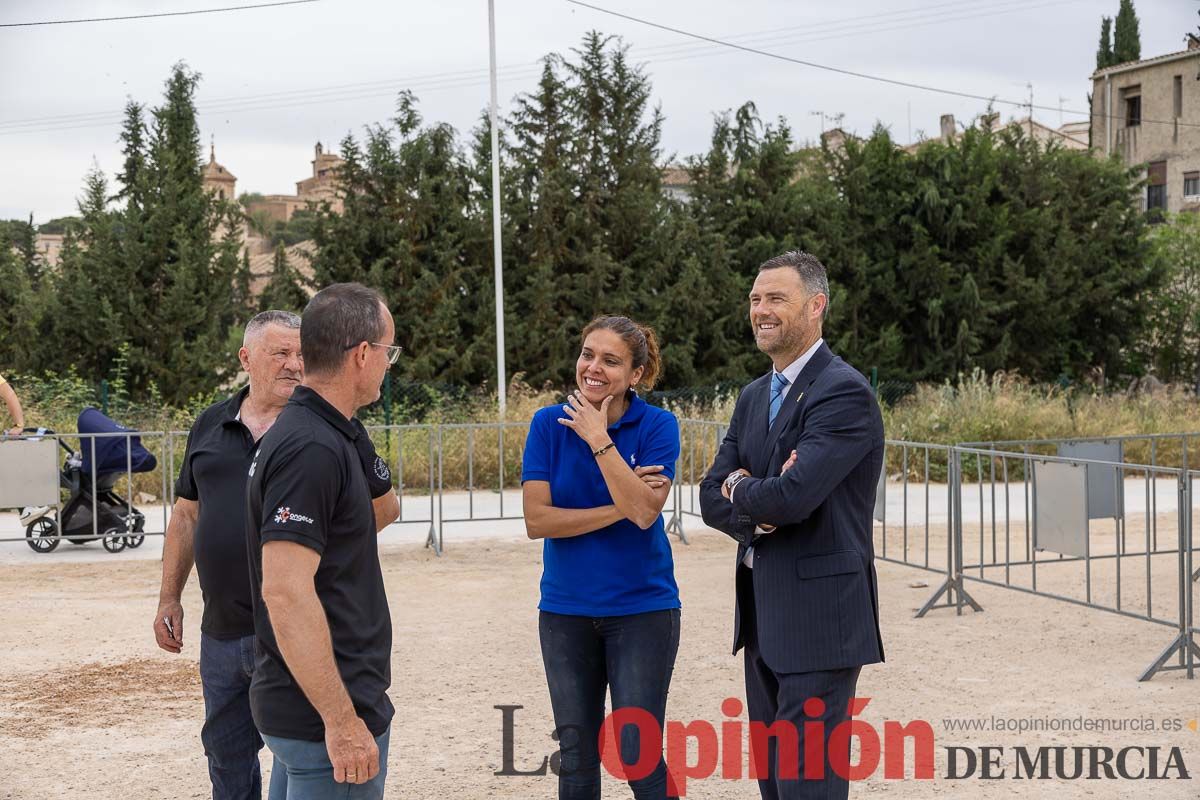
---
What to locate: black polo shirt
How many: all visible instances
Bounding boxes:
[245,385,394,741]
[176,387,393,642]
[175,386,258,640]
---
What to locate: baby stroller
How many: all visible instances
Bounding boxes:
[24,408,157,554]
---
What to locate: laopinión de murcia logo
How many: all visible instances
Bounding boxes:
[494,699,1193,795]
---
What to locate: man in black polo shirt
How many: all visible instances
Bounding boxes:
[246,283,398,799]
[153,310,399,800]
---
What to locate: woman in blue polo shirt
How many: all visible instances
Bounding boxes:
[522,315,681,800]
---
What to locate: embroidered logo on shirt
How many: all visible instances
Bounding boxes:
[373,455,391,482]
[273,506,314,525]
[629,453,637,466]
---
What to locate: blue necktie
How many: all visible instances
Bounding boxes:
[769,372,789,428]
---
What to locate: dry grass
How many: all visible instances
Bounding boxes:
[16,372,1199,494]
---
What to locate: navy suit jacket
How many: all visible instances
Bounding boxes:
[699,342,885,674]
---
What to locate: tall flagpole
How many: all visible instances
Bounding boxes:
[488,0,507,418]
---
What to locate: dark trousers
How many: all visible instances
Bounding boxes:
[740,568,861,800]
[539,608,681,800]
[200,632,266,800]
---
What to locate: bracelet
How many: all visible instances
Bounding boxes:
[592,442,615,457]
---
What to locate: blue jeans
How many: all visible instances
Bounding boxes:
[539,608,681,800]
[263,726,390,800]
[200,632,267,800]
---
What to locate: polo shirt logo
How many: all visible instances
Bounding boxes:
[629,453,637,466]
[373,456,390,482]
[274,506,314,525]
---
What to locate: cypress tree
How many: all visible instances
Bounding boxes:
[7,215,43,289]
[0,232,38,371]
[259,242,309,313]
[1096,16,1114,70]
[47,167,123,379]
[232,248,254,323]
[1113,0,1141,64]
[109,62,241,401]
[506,58,582,388]
[310,91,489,385]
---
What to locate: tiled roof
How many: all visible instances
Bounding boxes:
[1091,47,1199,78]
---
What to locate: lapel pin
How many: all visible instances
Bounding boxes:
[796,392,804,402]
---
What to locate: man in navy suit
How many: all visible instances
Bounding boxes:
[700,251,884,800]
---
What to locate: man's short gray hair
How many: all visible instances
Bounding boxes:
[758,250,830,320]
[243,310,302,347]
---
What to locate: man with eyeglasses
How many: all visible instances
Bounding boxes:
[153,309,399,800]
[359,342,403,365]
[246,283,400,799]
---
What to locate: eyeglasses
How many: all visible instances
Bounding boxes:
[344,341,403,365]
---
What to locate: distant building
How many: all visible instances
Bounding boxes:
[244,142,345,223]
[901,112,1087,153]
[661,164,692,202]
[296,141,344,212]
[32,233,65,269]
[1090,38,1200,215]
[201,145,237,203]
[246,240,317,298]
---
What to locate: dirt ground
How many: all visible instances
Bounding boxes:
[1,525,1198,799]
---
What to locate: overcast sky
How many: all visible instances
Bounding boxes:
[1,0,1196,222]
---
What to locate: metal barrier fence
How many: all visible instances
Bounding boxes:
[958,432,1200,472]
[665,419,728,543]
[946,445,1197,681]
[366,424,437,552]
[432,422,527,556]
[6,423,1196,681]
[881,434,1200,682]
[874,442,956,586]
[0,420,697,556]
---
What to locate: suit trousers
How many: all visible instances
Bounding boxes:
[740,565,861,800]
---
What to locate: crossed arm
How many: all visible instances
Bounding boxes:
[700,379,878,541]
[523,462,672,539]
[729,381,878,527]
[699,394,757,544]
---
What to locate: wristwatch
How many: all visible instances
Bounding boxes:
[724,471,748,497]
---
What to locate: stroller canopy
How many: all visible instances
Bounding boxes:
[78,408,158,476]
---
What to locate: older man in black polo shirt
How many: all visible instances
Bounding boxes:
[153,309,399,800]
[246,283,399,799]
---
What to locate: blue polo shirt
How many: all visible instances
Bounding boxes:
[522,393,681,617]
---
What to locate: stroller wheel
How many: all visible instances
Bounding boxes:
[102,529,127,553]
[25,518,60,553]
[124,534,145,549]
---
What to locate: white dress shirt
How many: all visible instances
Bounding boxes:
[737,338,823,568]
